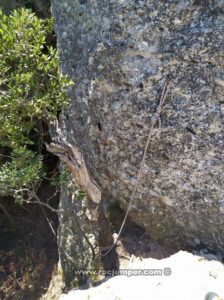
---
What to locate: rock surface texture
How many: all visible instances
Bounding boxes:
[59,251,224,300]
[51,0,224,280]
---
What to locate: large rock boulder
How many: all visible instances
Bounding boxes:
[51,0,224,281]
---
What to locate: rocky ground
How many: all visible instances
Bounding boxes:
[60,250,224,300]
[59,209,224,300]
[1,197,223,300]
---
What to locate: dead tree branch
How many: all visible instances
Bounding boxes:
[45,121,101,204]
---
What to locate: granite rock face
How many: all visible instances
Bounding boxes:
[57,188,103,288]
[51,0,224,272]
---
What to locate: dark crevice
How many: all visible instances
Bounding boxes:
[97,123,102,131]
[139,82,144,90]
[186,127,197,135]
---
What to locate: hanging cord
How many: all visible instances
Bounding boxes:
[101,78,171,256]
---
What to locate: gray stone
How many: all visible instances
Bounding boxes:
[56,170,114,288]
[194,238,201,246]
[199,250,222,262]
[57,188,102,288]
[51,0,224,284]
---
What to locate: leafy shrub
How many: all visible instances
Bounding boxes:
[0,8,72,203]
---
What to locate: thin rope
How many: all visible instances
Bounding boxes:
[101,79,171,256]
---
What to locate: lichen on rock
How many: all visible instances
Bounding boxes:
[51,0,224,285]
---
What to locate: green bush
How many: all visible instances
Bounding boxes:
[0,8,72,203]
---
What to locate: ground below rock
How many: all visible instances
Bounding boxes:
[59,251,224,300]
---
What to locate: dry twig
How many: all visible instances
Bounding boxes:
[45,122,102,204]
